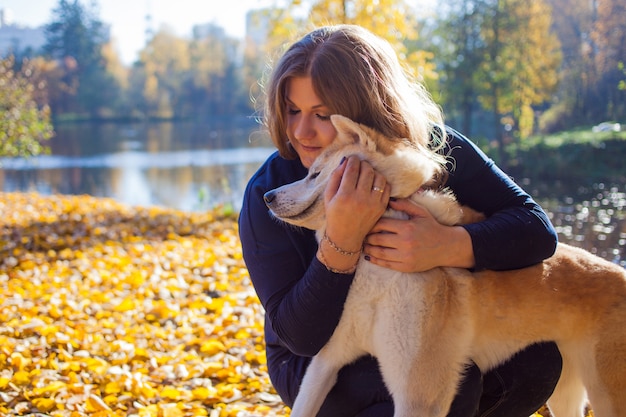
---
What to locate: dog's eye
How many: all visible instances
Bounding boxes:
[310,172,320,179]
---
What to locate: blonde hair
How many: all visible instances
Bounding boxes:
[264,24,444,160]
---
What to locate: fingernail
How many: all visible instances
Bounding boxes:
[364,255,371,261]
[339,156,346,166]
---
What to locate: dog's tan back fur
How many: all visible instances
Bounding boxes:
[264,115,626,417]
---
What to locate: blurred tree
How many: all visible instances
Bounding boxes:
[268,0,436,81]
[188,24,244,116]
[544,0,595,128]
[43,0,120,118]
[544,0,624,127]
[502,0,561,139]
[0,57,54,157]
[241,8,279,119]
[591,0,626,120]
[188,27,227,115]
[135,27,191,118]
[477,0,561,161]
[132,24,246,119]
[98,41,128,117]
[433,0,489,136]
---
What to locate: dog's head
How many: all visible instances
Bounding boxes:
[263,115,440,231]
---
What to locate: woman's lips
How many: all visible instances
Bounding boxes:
[300,144,320,152]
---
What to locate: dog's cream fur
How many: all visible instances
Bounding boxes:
[263,115,626,417]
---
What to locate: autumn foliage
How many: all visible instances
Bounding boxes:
[0,193,288,417]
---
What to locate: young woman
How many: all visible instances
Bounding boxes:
[239,25,562,417]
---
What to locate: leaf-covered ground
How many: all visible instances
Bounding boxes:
[0,192,588,417]
[0,192,289,417]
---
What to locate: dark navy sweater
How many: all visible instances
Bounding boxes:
[238,127,558,405]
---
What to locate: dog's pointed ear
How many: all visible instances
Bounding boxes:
[330,115,375,149]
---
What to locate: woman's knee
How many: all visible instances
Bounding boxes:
[479,342,562,417]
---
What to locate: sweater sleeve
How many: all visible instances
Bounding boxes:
[443,127,558,270]
[238,154,354,357]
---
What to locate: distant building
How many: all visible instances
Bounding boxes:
[245,9,270,46]
[192,21,240,64]
[0,7,12,26]
[192,22,228,40]
[0,8,46,57]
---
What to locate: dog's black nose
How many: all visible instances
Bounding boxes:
[263,190,276,205]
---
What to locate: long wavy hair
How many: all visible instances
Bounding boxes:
[263,24,445,166]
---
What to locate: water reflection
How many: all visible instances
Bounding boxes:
[0,120,275,211]
[0,147,275,170]
[526,181,625,267]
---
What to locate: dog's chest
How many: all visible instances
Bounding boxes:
[335,260,433,351]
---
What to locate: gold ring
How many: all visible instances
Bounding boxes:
[372,186,384,193]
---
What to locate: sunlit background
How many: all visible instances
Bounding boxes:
[0,0,624,265]
[0,0,275,65]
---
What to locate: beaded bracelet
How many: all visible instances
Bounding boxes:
[318,247,358,274]
[322,232,361,256]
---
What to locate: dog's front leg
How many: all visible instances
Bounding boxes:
[290,353,340,417]
[290,341,366,417]
[374,272,473,417]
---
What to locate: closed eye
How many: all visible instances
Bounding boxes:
[287,109,330,121]
[310,172,320,179]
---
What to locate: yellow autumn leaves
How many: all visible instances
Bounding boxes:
[0,192,289,417]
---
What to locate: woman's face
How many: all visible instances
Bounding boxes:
[285,76,337,168]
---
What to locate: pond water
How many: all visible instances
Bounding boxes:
[526,180,625,267]
[0,119,275,212]
[1,121,624,267]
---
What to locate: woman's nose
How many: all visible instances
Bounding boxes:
[293,117,314,140]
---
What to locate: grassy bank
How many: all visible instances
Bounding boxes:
[505,128,626,183]
[0,193,288,417]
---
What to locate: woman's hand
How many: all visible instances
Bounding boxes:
[319,156,390,272]
[363,197,475,272]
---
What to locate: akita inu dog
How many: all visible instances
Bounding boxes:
[263,115,626,417]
